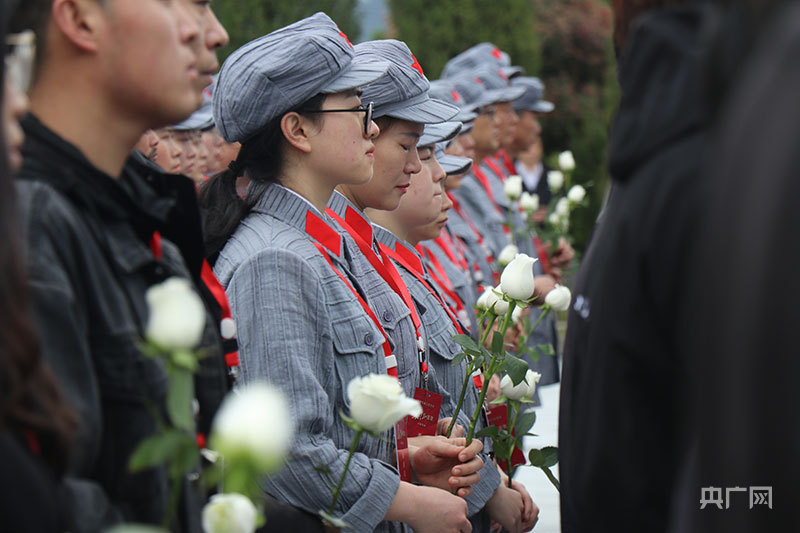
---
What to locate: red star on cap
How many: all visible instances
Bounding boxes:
[498,69,508,81]
[474,77,484,85]
[451,90,462,103]
[338,28,352,48]
[492,47,502,59]
[410,54,424,77]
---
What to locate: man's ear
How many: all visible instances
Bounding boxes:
[281,112,314,154]
[51,0,106,53]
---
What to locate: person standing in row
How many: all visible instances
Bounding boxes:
[201,14,480,533]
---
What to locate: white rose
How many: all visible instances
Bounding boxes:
[544,285,572,312]
[486,285,509,315]
[567,184,586,203]
[500,253,537,302]
[548,212,560,226]
[504,175,523,201]
[497,244,519,267]
[145,277,206,350]
[555,197,570,217]
[520,192,539,212]
[512,306,523,324]
[202,493,258,533]
[211,383,293,472]
[348,374,422,433]
[547,170,564,191]
[523,370,542,399]
[558,150,576,171]
[499,370,542,401]
[475,286,494,310]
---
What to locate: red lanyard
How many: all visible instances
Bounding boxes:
[416,244,465,315]
[201,260,240,369]
[483,156,507,184]
[305,210,398,378]
[473,167,497,206]
[497,149,517,176]
[380,241,465,337]
[447,193,496,264]
[326,207,428,376]
[434,232,469,272]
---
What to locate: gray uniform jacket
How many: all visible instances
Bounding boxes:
[479,162,535,258]
[372,226,501,524]
[453,173,509,257]
[446,199,496,287]
[214,184,402,532]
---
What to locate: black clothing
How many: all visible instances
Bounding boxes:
[675,2,800,531]
[558,5,713,532]
[15,114,228,532]
[0,430,61,531]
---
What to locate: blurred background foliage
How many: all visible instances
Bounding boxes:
[213,0,618,252]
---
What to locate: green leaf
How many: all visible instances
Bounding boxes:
[515,410,537,436]
[476,426,499,439]
[492,438,513,461]
[452,334,479,352]
[503,355,529,385]
[170,438,200,478]
[451,352,467,366]
[491,331,504,354]
[128,430,186,472]
[171,349,199,372]
[529,446,559,468]
[536,344,556,356]
[167,368,194,432]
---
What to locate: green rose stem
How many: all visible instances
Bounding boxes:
[506,400,522,488]
[466,301,517,445]
[446,309,497,437]
[527,305,551,334]
[328,429,363,515]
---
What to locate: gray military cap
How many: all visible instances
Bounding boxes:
[441,43,524,80]
[435,143,473,175]
[419,121,462,147]
[213,12,389,142]
[428,79,479,124]
[173,92,214,131]
[354,40,458,123]
[511,76,555,113]
[469,66,526,104]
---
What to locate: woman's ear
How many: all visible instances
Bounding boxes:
[281,112,314,154]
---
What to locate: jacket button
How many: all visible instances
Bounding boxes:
[364,333,374,346]
[449,343,459,354]
[382,310,393,323]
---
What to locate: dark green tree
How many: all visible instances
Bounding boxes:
[387,0,540,79]
[213,0,361,63]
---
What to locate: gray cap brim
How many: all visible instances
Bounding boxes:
[377,95,459,124]
[173,112,215,131]
[419,121,462,147]
[455,108,478,123]
[322,60,391,94]
[440,153,473,175]
[458,121,474,135]
[485,85,526,104]
[500,66,524,79]
[533,100,555,113]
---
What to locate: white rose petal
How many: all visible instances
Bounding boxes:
[547,170,564,191]
[211,383,294,472]
[558,150,576,171]
[497,244,519,267]
[476,286,494,310]
[500,254,537,302]
[202,493,258,533]
[548,212,560,226]
[348,374,422,433]
[500,374,529,401]
[520,192,539,212]
[523,370,542,399]
[545,285,572,312]
[487,285,510,315]
[145,277,206,350]
[555,197,570,217]
[512,306,523,324]
[567,184,586,203]
[504,175,523,201]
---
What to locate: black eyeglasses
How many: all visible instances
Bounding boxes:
[301,101,374,136]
